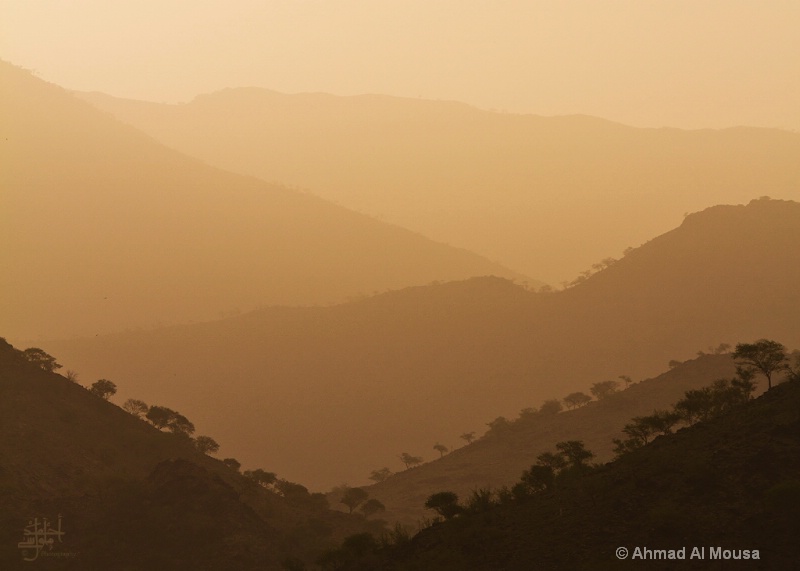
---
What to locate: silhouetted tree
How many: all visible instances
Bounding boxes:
[122,398,148,417]
[195,435,220,454]
[674,387,715,423]
[368,467,393,483]
[590,380,619,400]
[22,348,61,372]
[145,405,194,435]
[555,440,594,468]
[521,464,555,493]
[146,405,174,429]
[563,391,592,409]
[486,416,510,432]
[243,468,277,487]
[433,443,449,458]
[360,498,386,518]
[222,458,241,472]
[89,379,117,400]
[340,487,369,514]
[733,339,789,389]
[536,451,568,472]
[167,413,195,436]
[460,432,476,445]
[64,370,79,383]
[398,453,423,470]
[619,375,633,388]
[425,492,462,520]
[539,399,563,414]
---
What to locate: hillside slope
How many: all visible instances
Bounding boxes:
[362,377,800,570]
[0,61,522,341]
[43,199,800,490]
[364,355,738,526]
[0,339,380,569]
[79,88,800,282]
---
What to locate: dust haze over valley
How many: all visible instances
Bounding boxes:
[3,2,800,569]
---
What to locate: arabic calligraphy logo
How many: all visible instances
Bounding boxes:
[17,515,67,562]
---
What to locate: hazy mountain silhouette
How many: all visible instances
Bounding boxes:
[0,61,524,341]
[0,338,382,569]
[43,199,800,490]
[78,87,800,283]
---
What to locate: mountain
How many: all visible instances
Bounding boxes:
[42,199,800,490]
[343,376,800,570]
[360,354,739,526]
[0,61,523,341]
[78,88,800,283]
[0,338,382,570]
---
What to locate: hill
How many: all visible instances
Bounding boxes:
[41,199,800,490]
[78,87,800,283]
[0,61,523,341]
[346,376,800,570]
[0,338,382,569]
[362,355,739,526]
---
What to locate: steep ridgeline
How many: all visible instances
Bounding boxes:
[0,339,381,570]
[337,376,800,570]
[79,87,800,282]
[44,199,800,491]
[0,60,523,341]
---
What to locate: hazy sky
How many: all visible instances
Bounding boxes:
[2,1,799,130]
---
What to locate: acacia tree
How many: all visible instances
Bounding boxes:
[123,398,149,418]
[195,435,220,455]
[590,380,619,400]
[340,487,369,514]
[360,498,386,518]
[368,467,393,483]
[555,440,594,468]
[433,443,449,458]
[243,468,277,487]
[460,432,476,445]
[222,458,241,472]
[733,339,789,389]
[425,491,462,520]
[539,399,563,414]
[89,379,117,400]
[398,453,423,470]
[563,392,592,409]
[22,348,62,372]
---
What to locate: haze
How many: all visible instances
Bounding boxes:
[3,0,800,131]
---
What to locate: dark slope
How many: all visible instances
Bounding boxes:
[355,378,800,570]
[78,87,800,282]
[364,355,738,526]
[0,61,522,341]
[0,339,381,570]
[44,199,800,490]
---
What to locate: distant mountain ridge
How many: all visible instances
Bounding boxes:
[0,60,524,341]
[78,86,800,283]
[44,199,800,490]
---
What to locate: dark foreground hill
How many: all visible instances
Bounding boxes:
[340,378,800,570]
[78,87,800,282]
[0,60,522,341]
[0,339,381,570]
[43,199,800,490]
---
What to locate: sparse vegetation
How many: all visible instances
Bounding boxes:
[89,378,117,400]
[21,347,62,372]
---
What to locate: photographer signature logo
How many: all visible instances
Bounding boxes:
[16,515,77,562]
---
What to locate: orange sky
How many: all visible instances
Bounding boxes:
[2,1,799,131]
